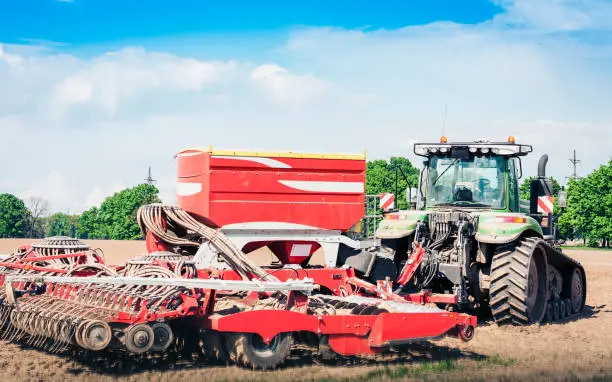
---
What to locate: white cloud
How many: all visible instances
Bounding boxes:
[48,48,237,117]
[251,64,330,106]
[18,170,77,213]
[493,0,612,31]
[85,181,126,210]
[1,1,612,213]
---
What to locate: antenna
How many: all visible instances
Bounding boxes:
[145,166,156,185]
[441,103,448,136]
[566,149,581,180]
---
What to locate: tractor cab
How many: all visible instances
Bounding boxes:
[414,136,532,213]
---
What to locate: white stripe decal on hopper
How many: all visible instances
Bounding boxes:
[279,180,363,193]
[212,156,291,168]
[177,182,202,196]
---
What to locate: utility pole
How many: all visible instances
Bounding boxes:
[567,149,581,180]
[145,166,156,185]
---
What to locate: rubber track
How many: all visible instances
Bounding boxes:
[489,237,541,325]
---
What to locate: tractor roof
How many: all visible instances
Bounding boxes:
[414,137,532,157]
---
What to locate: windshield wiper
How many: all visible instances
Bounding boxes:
[432,159,459,186]
[433,201,492,208]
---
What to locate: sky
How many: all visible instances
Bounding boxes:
[1,0,611,214]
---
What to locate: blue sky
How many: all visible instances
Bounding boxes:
[1,0,611,213]
[1,1,502,47]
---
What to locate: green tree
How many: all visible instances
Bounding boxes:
[76,207,101,239]
[0,193,29,238]
[46,212,79,237]
[558,161,612,247]
[96,184,161,240]
[366,157,419,210]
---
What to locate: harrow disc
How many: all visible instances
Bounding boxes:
[32,236,90,252]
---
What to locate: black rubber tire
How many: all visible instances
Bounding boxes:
[124,324,155,354]
[150,322,174,352]
[225,332,292,370]
[201,331,228,364]
[489,238,549,325]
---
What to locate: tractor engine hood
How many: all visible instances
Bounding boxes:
[376,210,543,243]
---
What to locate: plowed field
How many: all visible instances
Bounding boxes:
[0,239,610,381]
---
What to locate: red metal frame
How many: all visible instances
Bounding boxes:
[0,242,476,360]
[396,245,426,286]
[200,265,458,306]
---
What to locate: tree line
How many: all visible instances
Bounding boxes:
[0,184,160,240]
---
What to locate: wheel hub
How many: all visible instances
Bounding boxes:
[134,330,150,347]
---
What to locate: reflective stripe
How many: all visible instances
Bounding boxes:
[212,155,291,168]
[279,180,364,193]
[177,182,202,196]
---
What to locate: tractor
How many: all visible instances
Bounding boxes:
[376,136,587,325]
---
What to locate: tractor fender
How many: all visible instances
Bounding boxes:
[375,211,429,239]
[474,212,543,244]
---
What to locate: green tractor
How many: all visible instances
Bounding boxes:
[376,137,587,325]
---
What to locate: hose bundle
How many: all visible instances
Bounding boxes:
[137,204,277,282]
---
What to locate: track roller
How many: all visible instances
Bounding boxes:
[545,303,553,322]
[553,301,560,321]
[225,332,292,370]
[563,299,572,317]
[124,324,155,354]
[566,268,586,314]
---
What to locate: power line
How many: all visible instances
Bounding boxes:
[145,166,156,185]
[566,149,581,180]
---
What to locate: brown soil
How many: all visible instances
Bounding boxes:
[0,239,610,381]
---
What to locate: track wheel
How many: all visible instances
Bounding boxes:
[489,239,549,325]
[567,268,586,314]
[225,332,292,370]
[564,299,573,317]
[559,300,567,319]
[125,324,155,354]
[151,322,174,352]
[561,299,571,317]
[545,303,553,323]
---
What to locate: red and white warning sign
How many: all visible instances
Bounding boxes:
[380,193,395,210]
[537,195,554,214]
